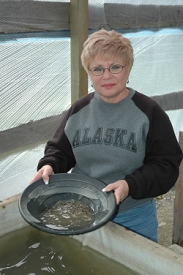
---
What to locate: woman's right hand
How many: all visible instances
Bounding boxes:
[30,164,54,184]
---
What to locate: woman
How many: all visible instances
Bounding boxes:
[30,29,182,242]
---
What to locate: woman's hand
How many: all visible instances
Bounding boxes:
[30,164,54,184]
[103,180,129,205]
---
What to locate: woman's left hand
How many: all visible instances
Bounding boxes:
[103,180,129,205]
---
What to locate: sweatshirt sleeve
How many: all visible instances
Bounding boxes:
[125,92,183,199]
[37,108,76,173]
[37,92,95,173]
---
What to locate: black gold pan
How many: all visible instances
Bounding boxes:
[19,173,116,235]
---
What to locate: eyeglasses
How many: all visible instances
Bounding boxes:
[89,64,127,76]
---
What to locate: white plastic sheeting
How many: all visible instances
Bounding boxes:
[1,28,182,132]
[0,145,45,199]
[0,33,71,131]
[128,27,183,137]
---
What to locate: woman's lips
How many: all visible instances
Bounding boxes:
[102,83,115,88]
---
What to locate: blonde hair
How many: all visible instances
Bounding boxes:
[81,29,134,73]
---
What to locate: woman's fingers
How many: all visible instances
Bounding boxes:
[104,180,129,205]
[30,165,54,184]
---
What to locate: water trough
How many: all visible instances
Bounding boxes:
[1,194,183,275]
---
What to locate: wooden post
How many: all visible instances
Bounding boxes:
[70,0,88,104]
[173,131,183,246]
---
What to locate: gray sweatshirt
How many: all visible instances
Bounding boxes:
[38,88,182,213]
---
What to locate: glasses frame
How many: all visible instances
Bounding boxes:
[89,64,127,76]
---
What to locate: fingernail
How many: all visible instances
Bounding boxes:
[44,180,49,185]
[102,188,106,192]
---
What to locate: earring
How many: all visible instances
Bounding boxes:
[91,84,93,87]
[127,79,129,84]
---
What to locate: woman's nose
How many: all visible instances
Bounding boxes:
[102,68,113,78]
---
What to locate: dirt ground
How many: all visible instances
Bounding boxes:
[156,188,175,247]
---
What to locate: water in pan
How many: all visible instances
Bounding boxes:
[40,199,95,230]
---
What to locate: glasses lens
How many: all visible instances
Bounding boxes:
[110,65,122,74]
[91,67,103,75]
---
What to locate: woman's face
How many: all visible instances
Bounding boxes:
[89,55,130,103]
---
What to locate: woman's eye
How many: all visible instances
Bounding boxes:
[93,67,103,72]
[111,65,120,70]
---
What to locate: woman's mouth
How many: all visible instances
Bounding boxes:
[102,83,115,89]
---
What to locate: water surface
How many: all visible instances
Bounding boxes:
[0,226,139,275]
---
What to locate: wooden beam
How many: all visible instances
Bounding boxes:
[104,3,183,29]
[0,1,70,33]
[0,113,66,155]
[152,91,183,111]
[173,132,183,246]
[2,93,182,156]
[70,0,88,104]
